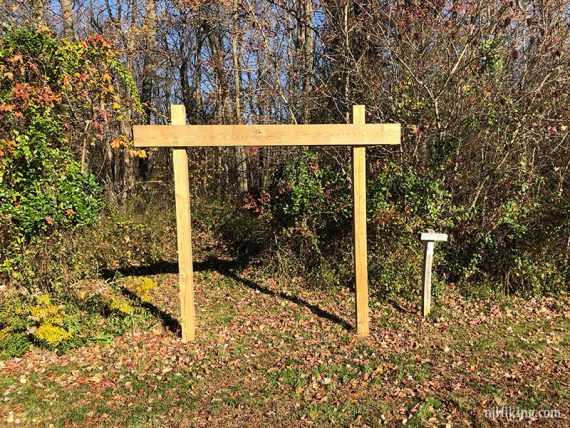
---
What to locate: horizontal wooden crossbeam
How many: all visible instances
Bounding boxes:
[133,123,400,148]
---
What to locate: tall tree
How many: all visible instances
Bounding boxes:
[297,0,315,122]
[141,0,156,122]
[61,0,74,38]
[138,0,157,179]
[232,0,248,192]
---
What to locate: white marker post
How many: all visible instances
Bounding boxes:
[419,229,448,317]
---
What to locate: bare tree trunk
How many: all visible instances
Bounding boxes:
[202,18,235,194]
[343,0,351,123]
[139,0,157,179]
[117,0,138,200]
[60,0,74,39]
[192,34,203,123]
[232,0,248,193]
[141,0,156,122]
[180,39,192,118]
[298,0,314,122]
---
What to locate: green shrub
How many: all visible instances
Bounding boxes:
[239,152,453,298]
[0,293,32,359]
[0,27,107,286]
[269,151,352,228]
[0,25,142,289]
[0,332,29,359]
[237,148,568,297]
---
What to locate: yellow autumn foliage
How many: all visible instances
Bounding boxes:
[108,295,134,315]
[30,294,65,326]
[120,277,157,303]
[134,277,156,303]
[29,295,73,347]
[34,324,72,347]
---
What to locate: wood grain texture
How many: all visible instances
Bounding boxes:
[133,123,401,147]
[171,105,196,342]
[352,105,369,337]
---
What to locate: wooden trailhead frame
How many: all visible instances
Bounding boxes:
[133,104,401,342]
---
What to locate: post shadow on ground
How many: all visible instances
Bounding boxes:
[102,256,353,336]
[120,286,182,336]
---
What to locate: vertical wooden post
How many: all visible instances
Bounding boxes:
[171,105,196,341]
[352,105,369,337]
[420,230,447,318]
[422,241,434,317]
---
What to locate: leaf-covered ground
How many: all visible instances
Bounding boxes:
[1,261,569,427]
